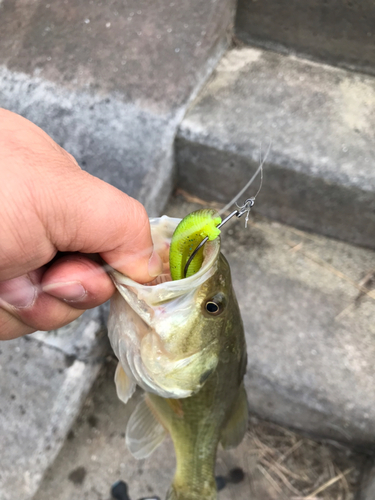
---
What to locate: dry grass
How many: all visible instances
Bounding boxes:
[235,419,364,500]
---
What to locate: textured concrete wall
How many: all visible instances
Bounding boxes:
[176,48,375,249]
[0,0,235,215]
[236,0,375,75]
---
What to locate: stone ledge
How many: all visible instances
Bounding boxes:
[0,329,103,500]
[235,0,375,76]
[229,217,375,448]
[0,0,235,215]
[32,307,106,361]
[176,47,375,249]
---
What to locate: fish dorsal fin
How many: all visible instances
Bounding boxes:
[115,362,136,404]
[220,383,249,450]
[126,396,167,459]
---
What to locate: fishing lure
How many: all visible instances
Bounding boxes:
[169,199,256,281]
[169,209,222,280]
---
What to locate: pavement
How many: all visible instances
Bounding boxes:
[0,309,105,500]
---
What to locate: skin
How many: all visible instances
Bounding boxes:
[0,108,163,340]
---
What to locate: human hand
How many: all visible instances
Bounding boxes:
[0,109,163,340]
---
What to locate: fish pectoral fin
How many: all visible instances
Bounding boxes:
[220,383,249,450]
[126,396,167,459]
[115,362,136,405]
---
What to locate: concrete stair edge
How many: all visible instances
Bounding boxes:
[175,46,375,250]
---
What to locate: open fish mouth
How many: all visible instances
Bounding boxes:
[108,216,222,399]
[111,216,220,305]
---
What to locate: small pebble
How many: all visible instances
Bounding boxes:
[215,475,227,491]
[138,497,161,500]
[228,467,245,484]
[111,480,131,500]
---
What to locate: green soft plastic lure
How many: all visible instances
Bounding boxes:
[169,209,222,280]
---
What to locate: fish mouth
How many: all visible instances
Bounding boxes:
[108,216,221,398]
[110,215,221,313]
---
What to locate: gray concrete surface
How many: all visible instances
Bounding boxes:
[34,358,365,500]
[34,361,174,500]
[0,309,104,500]
[235,0,375,76]
[176,47,375,249]
[0,0,235,215]
[31,306,107,361]
[167,195,375,448]
[358,460,375,500]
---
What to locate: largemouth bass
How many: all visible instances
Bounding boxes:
[108,213,248,500]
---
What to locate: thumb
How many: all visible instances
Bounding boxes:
[0,108,163,284]
[45,170,163,283]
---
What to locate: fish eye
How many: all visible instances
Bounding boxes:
[204,293,226,316]
[206,301,220,314]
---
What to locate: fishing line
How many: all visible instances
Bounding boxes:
[218,139,271,216]
[183,140,271,277]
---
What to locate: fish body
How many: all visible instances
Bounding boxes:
[108,215,248,500]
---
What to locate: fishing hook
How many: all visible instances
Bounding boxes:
[183,140,269,278]
[183,198,255,278]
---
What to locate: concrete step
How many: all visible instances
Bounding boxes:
[34,357,366,500]
[167,194,375,449]
[0,0,235,215]
[176,46,375,250]
[358,460,375,500]
[235,0,375,76]
[0,309,105,500]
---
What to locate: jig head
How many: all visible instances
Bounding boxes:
[182,140,269,278]
[183,197,255,278]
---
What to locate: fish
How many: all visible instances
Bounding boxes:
[107,211,248,500]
